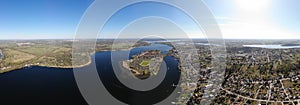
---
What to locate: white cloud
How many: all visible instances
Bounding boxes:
[215,16,300,39]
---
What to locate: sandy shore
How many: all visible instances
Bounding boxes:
[122,60,141,75]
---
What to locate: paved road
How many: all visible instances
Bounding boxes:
[220,78,300,103]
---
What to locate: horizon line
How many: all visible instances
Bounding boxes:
[1,38,300,41]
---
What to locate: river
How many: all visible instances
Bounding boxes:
[243,44,300,49]
[0,44,180,105]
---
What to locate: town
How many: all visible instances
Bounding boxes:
[172,39,300,105]
[149,39,300,105]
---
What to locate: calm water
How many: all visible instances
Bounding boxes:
[129,43,172,55]
[243,45,300,49]
[96,51,180,104]
[0,44,180,105]
[0,66,87,105]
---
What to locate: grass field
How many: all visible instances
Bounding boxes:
[0,42,76,73]
[140,60,151,67]
[17,46,58,56]
[3,48,36,63]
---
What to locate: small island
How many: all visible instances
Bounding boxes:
[122,50,164,79]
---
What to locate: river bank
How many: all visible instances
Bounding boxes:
[121,50,164,79]
[0,43,182,104]
[0,44,171,74]
[0,47,137,74]
[0,53,93,74]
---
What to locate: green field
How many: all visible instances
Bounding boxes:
[139,60,151,67]
[0,42,76,73]
[2,48,36,63]
[16,46,57,56]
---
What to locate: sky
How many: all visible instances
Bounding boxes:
[0,0,300,39]
[204,0,300,39]
[0,0,93,39]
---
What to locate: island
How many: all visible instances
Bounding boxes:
[122,50,164,79]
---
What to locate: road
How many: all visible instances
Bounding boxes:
[220,78,300,104]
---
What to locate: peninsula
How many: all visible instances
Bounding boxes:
[122,50,164,79]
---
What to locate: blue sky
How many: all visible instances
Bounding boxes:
[0,0,93,39]
[0,0,300,39]
[99,1,201,39]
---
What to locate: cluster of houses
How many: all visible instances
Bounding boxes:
[215,47,300,104]
[175,43,300,104]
